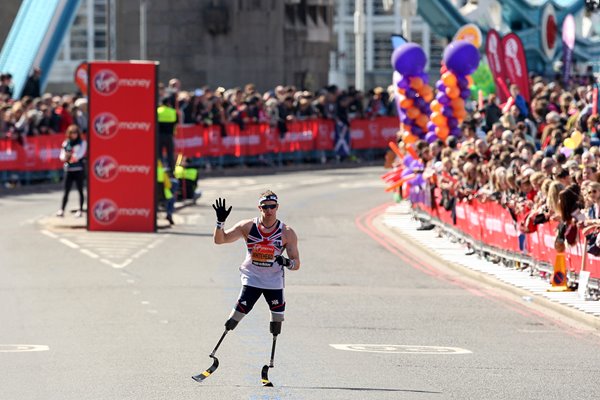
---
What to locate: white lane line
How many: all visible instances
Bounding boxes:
[112,259,132,269]
[59,238,80,249]
[330,344,472,355]
[141,301,150,305]
[41,230,59,239]
[80,249,99,259]
[0,344,50,352]
[132,249,148,259]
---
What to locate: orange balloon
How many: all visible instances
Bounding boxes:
[422,91,434,102]
[454,108,467,120]
[416,114,429,128]
[399,98,414,109]
[436,126,449,139]
[406,107,420,119]
[451,97,465,109]
[403,123,412,132]
[446,86,460,99]
[402,132,418,144]
[441,72,457,88]
[431,112,447,127]
[409,77,424,90]
[430,100,442,112]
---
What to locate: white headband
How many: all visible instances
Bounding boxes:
[258,194,278,204]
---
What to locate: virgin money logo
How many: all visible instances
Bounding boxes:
[93,156,119,182]
[93,198,118,225]
[93,69,119,96]
[93,113,119,139]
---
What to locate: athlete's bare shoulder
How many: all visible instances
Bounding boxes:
[282,223,298,242]
[234,218,255,236]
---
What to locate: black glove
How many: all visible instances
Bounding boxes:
[212,198,232,223]
[275,255,294,269]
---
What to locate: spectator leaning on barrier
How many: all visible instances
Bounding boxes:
[22,67,42,99]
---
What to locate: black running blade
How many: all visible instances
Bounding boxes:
[192,356,219,383]
[261,365,273,387]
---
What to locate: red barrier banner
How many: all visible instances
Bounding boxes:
[88,61,157,232]
[0,135,65,171]
[417,199,600,281]
[350,117,399,149]
[501,32,531,102]
[485,29,509,103]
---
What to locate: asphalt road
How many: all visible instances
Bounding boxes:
[2,166,600,400]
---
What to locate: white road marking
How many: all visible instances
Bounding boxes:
[132,249,148,259]
[59,238,79,249]
[41,230,58,239]
[330,344,472,355]
[141,301,150,305]
[0,344,50,353]
[80,249,99,259]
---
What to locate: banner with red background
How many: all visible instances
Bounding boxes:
[501,33,531,102]
[413,194,600,282]
[87,61,158,232]
[485,29,509,103]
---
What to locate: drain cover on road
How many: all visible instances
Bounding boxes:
[0,345,49,353]
[330,344,471,354]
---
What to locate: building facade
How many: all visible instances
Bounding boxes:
[0,0,334,93]
[330,0,436,90]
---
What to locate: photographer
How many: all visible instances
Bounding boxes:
[56,125,86,218]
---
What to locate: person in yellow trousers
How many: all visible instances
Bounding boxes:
[157,160,176,225]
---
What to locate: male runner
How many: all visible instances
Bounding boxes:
[213,190,300,333]
[193,190,299,385]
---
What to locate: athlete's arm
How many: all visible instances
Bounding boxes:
[280,227,300,270]
[214,219,249,244]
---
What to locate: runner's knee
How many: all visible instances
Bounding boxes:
[225,310,246,331]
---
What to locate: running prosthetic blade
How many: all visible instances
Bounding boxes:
[192,355,219,383]
[261,364,274,387]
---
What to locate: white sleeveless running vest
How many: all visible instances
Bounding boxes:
[239,218,286,289]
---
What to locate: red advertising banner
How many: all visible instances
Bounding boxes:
[0,135,64,171]
[501,33,531,102]
[88,61,158,232]
[414,196,600,282]
[485,29,509,103]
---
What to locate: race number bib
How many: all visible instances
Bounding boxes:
[251,244,275,267]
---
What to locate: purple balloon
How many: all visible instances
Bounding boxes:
[460,88,471,99]
[412,126,424,137]
[442,107,454,117]
[391,43,427,76]
[450,127,462,137]
[414,97,426,109]
[457,76,469,89]
[425,131,438,143]
[397,77,410,90]
[437,94,450,105]
[427,121,437,132]
[405,88,417,99]
[447,117,458,129]
[435,81,446,92]
[403,154,414,167]
[410,175,425,186]
[443,40,480,76]
[400,115,411,125]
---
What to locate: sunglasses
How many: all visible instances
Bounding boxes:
[259,204,277,210]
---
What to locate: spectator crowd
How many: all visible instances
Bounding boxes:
[402,73,600,254]
[0,73,398,141]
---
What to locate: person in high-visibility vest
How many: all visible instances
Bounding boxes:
[157,160,177,225]
[174,164,201,202]
[157,97,178,171]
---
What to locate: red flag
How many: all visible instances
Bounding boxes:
[501,33,531,102]
[485,29,509,102]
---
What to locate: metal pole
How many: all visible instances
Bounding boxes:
[401,0,412,42]
[106,0,111,60]
[140,0,147,60]
[354,0,364,92]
